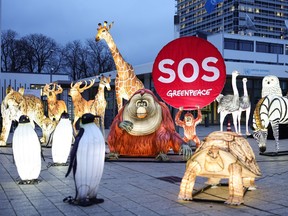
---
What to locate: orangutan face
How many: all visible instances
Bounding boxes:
[184,113,194,127]
[125,92,159,120]
[122,92,162,136]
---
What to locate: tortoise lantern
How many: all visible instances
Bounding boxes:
[178,131,261,205]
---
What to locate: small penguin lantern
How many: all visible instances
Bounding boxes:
[51,112,73,165]
[12,115,41,184]
[64,113,105,206]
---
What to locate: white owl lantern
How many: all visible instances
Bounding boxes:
[261,75,282,98]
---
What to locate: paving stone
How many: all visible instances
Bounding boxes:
[1,125,288,215]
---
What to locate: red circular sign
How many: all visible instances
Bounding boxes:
[152,36,226,110]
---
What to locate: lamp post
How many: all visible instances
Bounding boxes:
[49,49,54,83]
[50,67,54,83]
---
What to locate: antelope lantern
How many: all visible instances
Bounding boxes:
[42,83,67,121]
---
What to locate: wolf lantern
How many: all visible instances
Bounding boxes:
[107,89,188,159]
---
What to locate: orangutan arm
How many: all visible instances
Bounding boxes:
[175,108,184,127]
[194,107,202,125]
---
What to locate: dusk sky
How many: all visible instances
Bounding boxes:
[2,0,176,66]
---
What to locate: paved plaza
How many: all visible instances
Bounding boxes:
[1,125,288,216]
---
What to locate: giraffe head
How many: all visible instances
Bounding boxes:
[96,21,114,42]
[98,74,111,91]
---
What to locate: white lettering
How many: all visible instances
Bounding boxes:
[166,89,213,98]
[158,59,175,83]
[178,58,199,83]
[202,57,220,82]
[157,57,221,84]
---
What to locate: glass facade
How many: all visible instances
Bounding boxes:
[176,0,288,39]
[175,0,288,125]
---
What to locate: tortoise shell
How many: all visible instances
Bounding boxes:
[191,131,261,178]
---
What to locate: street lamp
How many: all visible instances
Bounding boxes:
[49,49,54,83]
[50,67,54,83]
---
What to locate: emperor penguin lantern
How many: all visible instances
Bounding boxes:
[64,113,105,207]
[51,112,73,165]
[12,115,41,184]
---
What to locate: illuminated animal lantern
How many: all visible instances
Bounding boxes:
[42,83,67,121]
[12,115,41,184]
[175,106,202,148]
[69,79,95,133]
[253,95,288,153]
[41,116,57,145]
[90,74,111,137]
[96,21,144,111]
[0,87,55,146]
[107,89,191,160]
[51,112,73,165]
[178,131,261,205]
[261,75,282,98]
[65,113,105,206]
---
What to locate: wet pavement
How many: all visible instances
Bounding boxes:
[1,125,288,216]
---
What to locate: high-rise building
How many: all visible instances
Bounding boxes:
[175,0,288,39]
[174,0,288,126]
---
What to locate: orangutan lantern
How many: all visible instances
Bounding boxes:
[178,131,261,205]
[107,89,191,160]
[175,106,202,148]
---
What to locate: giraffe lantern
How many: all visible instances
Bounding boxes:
[92,74,111,138]
[96,21,144,111]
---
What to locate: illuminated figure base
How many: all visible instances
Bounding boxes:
[190,183,248,203]
[17,179,41,185]
[63,196,104,207]
[47,162,69,167]
[259,151,288,157]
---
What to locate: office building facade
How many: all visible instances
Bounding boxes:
[175,0,288,39]
[174,0,288,126]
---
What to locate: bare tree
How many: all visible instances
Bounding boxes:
[21,33,59,73]
[86,38,115,74]
[1,30,27,72]
[1,29,112,78]
[62,40,86,80]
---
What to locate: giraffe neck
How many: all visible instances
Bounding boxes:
[95,85,105,101]
[105,35,133,78]
[111,48,129,71]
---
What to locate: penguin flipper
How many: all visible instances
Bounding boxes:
[45,128,55,147]
[65,128,84,177]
